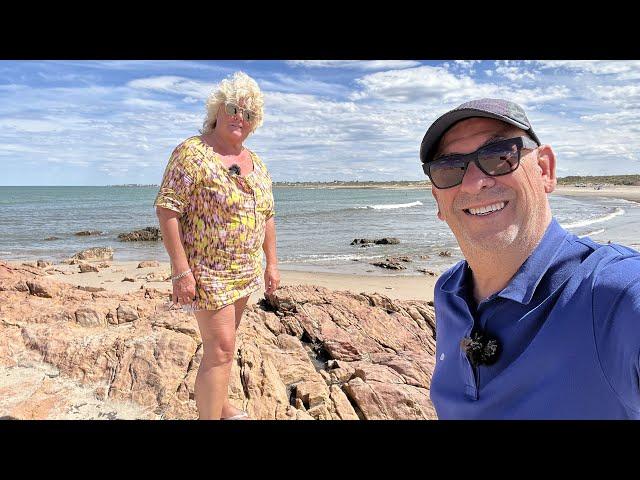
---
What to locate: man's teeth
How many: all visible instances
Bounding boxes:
[467,202,506,216]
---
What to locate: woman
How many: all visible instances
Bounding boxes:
[154,71,280,420]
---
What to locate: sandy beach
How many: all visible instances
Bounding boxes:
[553,185,640,203]
[17,260,437,304]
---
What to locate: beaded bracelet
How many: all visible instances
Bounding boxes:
[171,268,192,282]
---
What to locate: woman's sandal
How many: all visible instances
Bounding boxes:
[221,411,249,420]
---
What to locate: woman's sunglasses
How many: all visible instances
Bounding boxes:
[224,103,256,123]
[423,136,539,189]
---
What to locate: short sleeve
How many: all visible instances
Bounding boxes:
[593,255,640,412]
[154,142,202,215]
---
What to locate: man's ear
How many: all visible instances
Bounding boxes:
[536,145,557,194]
[432,188,444,221]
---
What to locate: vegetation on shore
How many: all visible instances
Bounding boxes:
[273,176,640,188]
[556,175,640,186]
[273,180,431,188]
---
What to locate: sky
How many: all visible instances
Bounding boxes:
[1,59,640,185]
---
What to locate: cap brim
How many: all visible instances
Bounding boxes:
[420,108,541,164]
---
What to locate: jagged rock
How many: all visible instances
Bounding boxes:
[351,238,400,246]
[44,237,60,241]
[439,250,452,257]
[75,308,106,327]
[417,269,437,276]
[118,227,161,242]
[97,263,111,268]
[138,261,160,268]
[26,280,61,298]
[69,247,114,262]
[122,277,135,282]
[371,260,407,270]
[79,263,99,273]
[77,286,106,293]
[37,260,52,268]
[22,262,37,268]
[116,305,139,323]
[74,231,102,236]
[144,272,170,282]
[0,262,437,420]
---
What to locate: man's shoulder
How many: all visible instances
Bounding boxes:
[585,241,640,303]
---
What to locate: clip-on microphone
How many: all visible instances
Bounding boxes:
[460,330,501,367]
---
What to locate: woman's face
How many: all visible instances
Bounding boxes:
[215,99,255,143]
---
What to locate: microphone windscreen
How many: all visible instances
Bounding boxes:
[460,330,501,366]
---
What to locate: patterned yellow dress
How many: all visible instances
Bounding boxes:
[154,136,275,310]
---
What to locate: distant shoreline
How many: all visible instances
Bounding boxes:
[3,175,640,189]
[553,185,640,204]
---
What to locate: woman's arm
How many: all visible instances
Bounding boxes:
[262,216,280,295]
[156,206,196,305]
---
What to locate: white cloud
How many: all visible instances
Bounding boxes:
[0,118,64,133]
[287,60,421,70]
[454,60,482,69]
[127,76,214,99]
[350,65,569,107]
[258,74,349,96]
[494,65,536,82]
[2,60,640,184]
[536,60,640,78]
[590,84,640,107]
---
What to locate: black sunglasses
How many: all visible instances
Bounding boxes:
[423,136,539,189]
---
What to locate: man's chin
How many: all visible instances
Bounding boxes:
[460,227,519,253]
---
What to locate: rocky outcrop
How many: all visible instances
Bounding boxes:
[74,231,103,236]
[79,263,99,273]
[351,238,400,246]
[118,227,161,242]
[370,257,412,270]
[67,247,114,263]
[138,261,160,268]
[0,262,437,420]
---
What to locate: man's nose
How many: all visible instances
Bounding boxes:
[459,161,495,193]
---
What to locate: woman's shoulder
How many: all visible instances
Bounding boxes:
[171,136,208,160]
[174,136,204,153]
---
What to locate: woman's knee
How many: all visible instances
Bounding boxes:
[201,338,236,366]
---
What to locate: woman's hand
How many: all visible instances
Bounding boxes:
[173,272,197,306]
[264,264,280,295]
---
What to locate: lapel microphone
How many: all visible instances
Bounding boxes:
[228,164,241,176]
[460,330,501,367]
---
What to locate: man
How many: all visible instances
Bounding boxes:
[420,98,640,419]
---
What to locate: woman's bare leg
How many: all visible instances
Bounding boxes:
[194,295,251,420]
[194,303,237,420]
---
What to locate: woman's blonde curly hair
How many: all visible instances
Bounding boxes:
[201,71,264,135]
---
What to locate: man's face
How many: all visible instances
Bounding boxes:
[431,117,556,257]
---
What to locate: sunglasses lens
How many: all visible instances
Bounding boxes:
[429,157,467,189]
[478,142,519,175]
[224,103,237,116]
[243,111,253,122]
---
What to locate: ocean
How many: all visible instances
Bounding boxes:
[1,186,639,275]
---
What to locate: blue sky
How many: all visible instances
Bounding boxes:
[2,60,640,185]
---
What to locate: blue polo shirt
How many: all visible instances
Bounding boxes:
[430,218,640,419]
